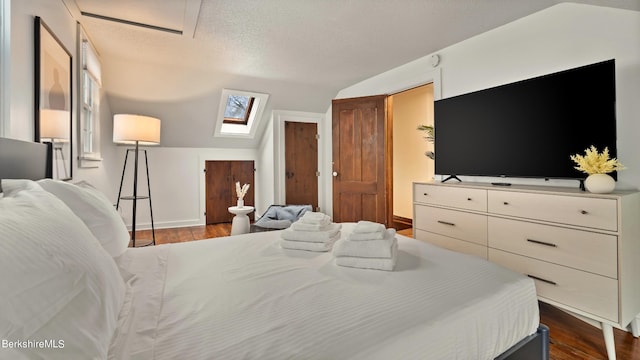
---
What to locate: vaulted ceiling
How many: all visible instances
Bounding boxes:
[65,0,640,148]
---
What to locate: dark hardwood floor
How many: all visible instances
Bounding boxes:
[131,224,639,360]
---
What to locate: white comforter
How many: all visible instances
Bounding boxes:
[111,224,539,360]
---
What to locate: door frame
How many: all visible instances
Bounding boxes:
[274,110,324,210]
[284,121,319,210]
[332,95,391,226]
[324,68,442,219]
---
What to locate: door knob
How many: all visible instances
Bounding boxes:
[332,171,338,177]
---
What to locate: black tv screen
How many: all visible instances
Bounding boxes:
[434,59,616,180]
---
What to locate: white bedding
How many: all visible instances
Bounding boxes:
[112,224,539,360]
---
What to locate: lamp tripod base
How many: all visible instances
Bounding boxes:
[130,238,154,247]
[116,145,156,248]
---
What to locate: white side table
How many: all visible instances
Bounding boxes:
[228,206,255,235]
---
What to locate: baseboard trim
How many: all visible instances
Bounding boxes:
[392,215,412,230]
[125,219,202,231]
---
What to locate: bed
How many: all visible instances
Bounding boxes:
[0,138,549,360]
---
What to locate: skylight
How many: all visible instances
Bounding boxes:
[214,89,269,138]
[223,95,254,125]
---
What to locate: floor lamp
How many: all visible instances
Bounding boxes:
[40,109,70,179]
[114,114,161,247]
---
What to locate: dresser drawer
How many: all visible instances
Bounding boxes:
[415,205,487,245]
[489,249,618,322]
[415,229,488,259]
[414,184,487,211]
[488,217,617,279]
[488,191,618,231]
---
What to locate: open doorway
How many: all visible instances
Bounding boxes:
[390,83,434,230]
[331,85,434,229]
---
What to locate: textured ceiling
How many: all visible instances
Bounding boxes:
[69,0,640,147]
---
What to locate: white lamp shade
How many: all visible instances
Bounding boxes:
[113,114,161,145]
[40,109,70,141]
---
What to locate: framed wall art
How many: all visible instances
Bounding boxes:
[34,16,72,180]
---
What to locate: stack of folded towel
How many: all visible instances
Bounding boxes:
[280,211,341,252]
[333,221,397,271]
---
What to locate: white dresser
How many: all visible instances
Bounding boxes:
[413,181,640,360]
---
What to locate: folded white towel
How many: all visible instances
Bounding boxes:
[352,220,385,234]
[335,242,397,271]
[348,229,387,241]
[280,232,340,252]
[299,211,331,225]
[333,230,397,258]
[290,221,333,232]
[280,223,341,243]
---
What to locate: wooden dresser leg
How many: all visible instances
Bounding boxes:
[631,317,640,338]
[602,323,616,360]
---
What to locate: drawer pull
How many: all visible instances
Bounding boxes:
[437,220,456,226]
[467,198,472,201]
[527,274,557,286]
[423,193,428,196]
[580,210,589,215]
[526,239,558,248]
[503,201,509,205]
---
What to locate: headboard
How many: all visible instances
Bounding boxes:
[0,137,50,181]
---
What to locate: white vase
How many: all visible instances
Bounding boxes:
[584,174,615,194]
[237,199,244,208]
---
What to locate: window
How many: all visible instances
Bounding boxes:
[78,25,102,166]
[223,95,255,125]
[81,71,99,153]
[214,89,269,138]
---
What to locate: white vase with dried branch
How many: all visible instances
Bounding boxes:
[235,181,250,207]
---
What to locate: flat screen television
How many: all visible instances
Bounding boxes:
[434,59,617,181]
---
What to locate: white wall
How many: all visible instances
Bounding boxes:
[323,3,640,215]
[10,0,73,141]
[4,1,306,229]
[118,111,333,230]
[6,2,639,230]
[256,114,275,217]
[110,109,328,230]
[115,146,258,230]
[104,58,336,150]
[7,0,121,198]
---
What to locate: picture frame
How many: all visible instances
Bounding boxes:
[34,16,73,180]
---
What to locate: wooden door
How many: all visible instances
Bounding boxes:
[285,121,318,209]
[206,161,231,224]
[205,160,255,224]
[332,95,391,226]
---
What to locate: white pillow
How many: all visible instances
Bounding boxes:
[37,179,130,257]
[0,179,125,359]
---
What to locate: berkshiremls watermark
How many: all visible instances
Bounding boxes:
[2,339,64,349]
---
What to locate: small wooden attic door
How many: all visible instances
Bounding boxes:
[205,160,255,224]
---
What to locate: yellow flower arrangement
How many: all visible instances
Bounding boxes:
[570,146,625,175]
